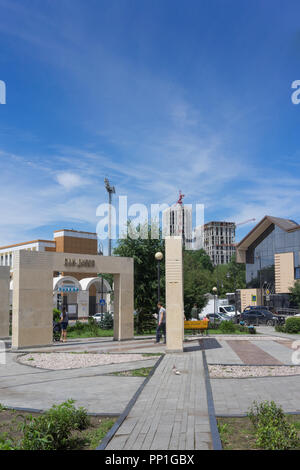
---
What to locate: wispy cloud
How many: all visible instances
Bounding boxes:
[0,0,299,247]
[55,172,89,191]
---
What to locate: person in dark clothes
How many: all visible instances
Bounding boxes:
[60,306,69,342]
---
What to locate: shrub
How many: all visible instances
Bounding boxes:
[0,433,15,450]
[219,321,236,333]
[21,400,90,451]
[69,320,86,331]
[99,313,114,330]
[53,308,61,322]
[134,311,156,334]
[87,316,101,336]
[208,321,220,330]
[285,317,300,334]
[275,324,286,333]
[247,401,299,450]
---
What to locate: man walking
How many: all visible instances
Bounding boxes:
[191,303,199,320]
[156,302,166,344]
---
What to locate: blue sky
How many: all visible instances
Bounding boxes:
[1,0,300,251]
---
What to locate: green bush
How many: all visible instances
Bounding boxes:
[53,308,61,322]
[87,316,101,335]
[285,317,300,334]
[99,313,114,330]
[275,324,286,333]
[134,311,156,334]
[69,320,86,331]
[247,401,299,450]
[208,321,220,330]
[0,433,15,450]
[219,321,236,333]
[21,400,90,451]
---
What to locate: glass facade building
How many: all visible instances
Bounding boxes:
[244,223,300,309]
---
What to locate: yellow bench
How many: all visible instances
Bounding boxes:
[184,320,209,334]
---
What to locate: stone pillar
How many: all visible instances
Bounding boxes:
[0,267,10,338]
[113,272,134,341]
[12,251,53,349]
[165,237,184,353]
[78,290,89,318]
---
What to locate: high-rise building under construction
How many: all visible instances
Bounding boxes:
[203,221,236,265]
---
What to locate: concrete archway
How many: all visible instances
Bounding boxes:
[53,276,82,292]
[11,251,133,348]
[53,276,82,318]
[80,277,112,316]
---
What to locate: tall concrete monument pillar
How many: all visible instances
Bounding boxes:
[12,251,53,349]
[165,236,184,352]
[0,267,10,338]
[113,273,134,341]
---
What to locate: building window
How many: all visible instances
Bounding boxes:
[295,267,300,280]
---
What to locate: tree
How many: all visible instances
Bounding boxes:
[289,281,300,308]
[213,255,246,297]
[183,249,214,317]
[113,222,165,324]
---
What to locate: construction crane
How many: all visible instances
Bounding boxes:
[177,190,185,205]
[235,218,256,227]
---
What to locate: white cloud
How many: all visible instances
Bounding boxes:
[55,172,88,191]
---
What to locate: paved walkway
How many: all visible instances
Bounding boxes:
[106,350,213,450]
[212,375,300,415]
[1,331,300,450]
[0,350,158,414]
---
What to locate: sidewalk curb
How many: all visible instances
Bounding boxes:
[201,348,223,450]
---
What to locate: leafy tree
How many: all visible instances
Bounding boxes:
[213,255,246,297]
[183,249,214,317]
[289,280,300,308]
[113,222,165,323]
[114,226,246,323]
[184,249,214,272]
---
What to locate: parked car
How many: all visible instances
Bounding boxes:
[243,305,270,312]
[206,312,231,323]
[218,305,239,318]
[240,308,283,326]
[92,313,104,323]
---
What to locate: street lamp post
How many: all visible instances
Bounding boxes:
[155,252,163,304]
[227,271,237,321]
[104,178,116,257]
[212,286,217,326]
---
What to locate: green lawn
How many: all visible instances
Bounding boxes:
[66,324,157,339]
[66,327,252,339]
[67,328,114,338]
[110,366,153,377]
[184,328,251,335]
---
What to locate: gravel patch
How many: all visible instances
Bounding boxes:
[18,353,154,370]
[209,364,300,378]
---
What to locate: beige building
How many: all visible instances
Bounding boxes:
[0,229,111,317]
[0,229,98,272]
